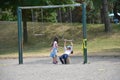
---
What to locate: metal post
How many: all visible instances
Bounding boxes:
[82,3,87,64]
[17,7,23,64]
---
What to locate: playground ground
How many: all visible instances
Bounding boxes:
[0,55,120,80]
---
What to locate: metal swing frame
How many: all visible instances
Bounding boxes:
[17,3,87,64]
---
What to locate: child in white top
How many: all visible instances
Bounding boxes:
[59,39,73,64]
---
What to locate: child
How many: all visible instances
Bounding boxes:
[59,39,73,64]
[50,36,59,64]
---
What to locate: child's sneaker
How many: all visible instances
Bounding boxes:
[53,61,58,64]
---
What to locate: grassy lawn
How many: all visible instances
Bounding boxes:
[0,21,120,58]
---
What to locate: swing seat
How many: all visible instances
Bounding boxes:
[34,33,45,36]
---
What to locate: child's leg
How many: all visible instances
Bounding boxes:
[64,54,69,64]
[53,57,56,62]
[53,56,58,64]
[59,55,64,64]
[51,48,58,64]
[54,55,58,63]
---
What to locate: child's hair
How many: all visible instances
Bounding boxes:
[51,36,59,46]
[67,46,71,49]
[53,36,58,43]
[71,51,73,54]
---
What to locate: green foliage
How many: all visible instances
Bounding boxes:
[0,9,17,21]
[87,0,120,24]
[46,12,57,22]
[92,0,119,11]
[22,0,47,6]
[21,0,74,6]
[0,0,75,21]
[92,0,102,11]
[85,0,94,9]
[50,0,74,5]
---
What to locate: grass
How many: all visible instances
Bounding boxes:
[87,24,120,55]
[0,21,120,58]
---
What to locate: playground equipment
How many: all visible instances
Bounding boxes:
[31,8,45,36]
[17,3,87,64]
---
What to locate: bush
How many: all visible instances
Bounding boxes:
[0,9,17,21]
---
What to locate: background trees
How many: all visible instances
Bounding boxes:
[1,0,119,22]
[89,0,119,32]
[102,0,111,32]
[0,0,120,42]
[113,0,120,21]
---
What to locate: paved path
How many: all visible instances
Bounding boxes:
[0,56,120,80]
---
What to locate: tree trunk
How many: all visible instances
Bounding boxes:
[100,8,104,23]
[102,0,112,32]
[22,10,28,43]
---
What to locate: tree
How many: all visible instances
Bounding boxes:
[91,0,113,32]
[102,0,112,32]
[113,0,120,21]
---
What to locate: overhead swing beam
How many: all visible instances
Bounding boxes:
[19,4,81,9]
[17,3,87,64]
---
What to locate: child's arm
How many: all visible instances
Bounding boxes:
[70,41,73,46]
[70,41,73,54]
[64,39,67,50]
[64,39,66,47]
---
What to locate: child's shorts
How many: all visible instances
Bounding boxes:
[50,48,57,58]
[60,54,68,59]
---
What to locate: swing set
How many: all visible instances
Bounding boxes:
[17,3,87,64]
[31,5,74,39]
[31,8,45,36]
